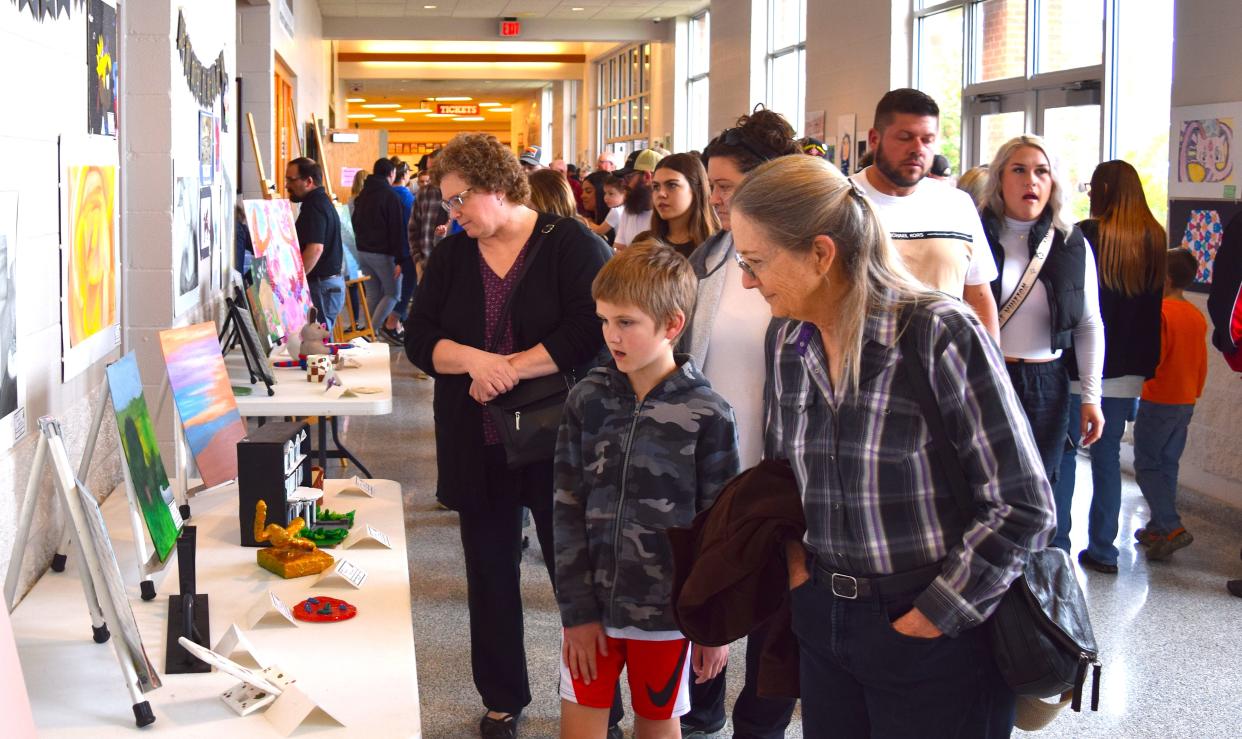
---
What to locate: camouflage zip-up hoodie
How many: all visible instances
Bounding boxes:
[554,355,740,632]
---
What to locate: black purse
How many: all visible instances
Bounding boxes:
[483,220,575,469]
[896,314,1101,712]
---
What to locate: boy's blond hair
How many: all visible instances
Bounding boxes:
[592,239,698,337]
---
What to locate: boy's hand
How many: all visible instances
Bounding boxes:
[563,622,608,685]
[691,644,728,684]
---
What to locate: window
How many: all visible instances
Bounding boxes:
[766,0,806,135]
[916,6,965,173]
[595,43,652,158]
[686,11,711,152]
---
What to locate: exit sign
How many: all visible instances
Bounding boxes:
[499,18,520,37]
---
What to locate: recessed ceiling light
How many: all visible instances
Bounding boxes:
[453,116,486,122]
[478,102,501,107]
[572,6,584,10]
[398,108,433,114]
[490,107,513,113]
[430,96,472,102]
[424,4,437,8]
[425,113,456,118]
[347,113,376,119]
[346,97,366,103]
[373,117,405,123]
[361,103,401,109]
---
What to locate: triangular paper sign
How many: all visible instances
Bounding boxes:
[265,683,346,736]
[312,559,367,589]
[213,623,269,669]
[340,524,392,550]
[245,590,299,629]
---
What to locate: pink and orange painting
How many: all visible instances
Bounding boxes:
[243,199,311,340]
[67,164,119,346]
[158,322,247,487]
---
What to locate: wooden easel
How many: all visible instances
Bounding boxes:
[246,112,276,199]
[310,114,337,202]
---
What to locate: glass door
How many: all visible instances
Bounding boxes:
[966,92,1027,168]
[1038,85,1103,223]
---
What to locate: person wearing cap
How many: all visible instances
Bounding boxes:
[519,145,543,173]
[608,148,665,250]
[596,151,618,173]
[800,137,829,159]
[929,154,953,181]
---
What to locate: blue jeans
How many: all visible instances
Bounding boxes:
[356,251,398,329]
[1133,400,1195,534]
[1054,394,1139,563]
[308,274,346,333]
[1004,360,1070,483]
[394,254,418,322]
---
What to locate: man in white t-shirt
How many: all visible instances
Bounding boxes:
[851,88,1000,340]
[607,149,665,248]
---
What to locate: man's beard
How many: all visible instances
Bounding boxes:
[873,141,926,189]
[288,190,305,203]
[624,181,653,213]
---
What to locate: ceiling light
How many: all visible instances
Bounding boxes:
[425,113,455,118]
[347,113,376,119]
[373,117,405,122]
[478,102,501,108]
[453,116,486,122]
[572,6,584,10]
[429,96,472,102]
[490,107,513,113]
[346,97,366,103]
[361,103,401,109]
[424,4,437,8]
[398,108,432,114]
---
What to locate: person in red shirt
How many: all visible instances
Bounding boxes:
[1133,248,1208,561]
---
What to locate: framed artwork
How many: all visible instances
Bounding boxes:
[106,352,182,562]
[1168,199,1242,294]
[0,192,23,450]
[86,0,118,137]
[1170,102,1242,200]
[158,322,248,487]
[199,110,214,186]
[173,174,200,315]
[246,257,282,349]
[837,113,856,179]
[198,186,213,260]
[243,199,311,341]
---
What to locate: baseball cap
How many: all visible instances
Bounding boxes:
[519,145,543,167]
[617,149,665,177]
[931,154,951,178]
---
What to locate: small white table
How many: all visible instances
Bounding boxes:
[230,341,394,477]
[11,478,421,738]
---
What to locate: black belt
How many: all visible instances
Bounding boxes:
[811,558,943,601]
[307,273,343,283]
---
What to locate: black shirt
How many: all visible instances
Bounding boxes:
[295,186,343,280]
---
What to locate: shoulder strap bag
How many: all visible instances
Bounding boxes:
[998,225,1056,329]
[896,309,1101,715]
[484,219,576,469]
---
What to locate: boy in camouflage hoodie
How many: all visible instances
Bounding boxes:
[555,242,741,738]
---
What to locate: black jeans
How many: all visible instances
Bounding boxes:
[395,254,418,321]
[1005,359,1070,484]
[791,571,1015,738]
[681,620,796,737]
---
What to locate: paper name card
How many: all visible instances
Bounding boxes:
[265,682,346,736]
[342,524,392,550]
[338,475,375,497]
[313,558,368,589]
[213,623,269,669]
[221,665,294,717]
[245,590,299,628]
[322,383,346,400]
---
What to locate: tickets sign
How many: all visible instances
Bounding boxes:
[437,104,479,115]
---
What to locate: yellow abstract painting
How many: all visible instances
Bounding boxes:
[67,165,118,346]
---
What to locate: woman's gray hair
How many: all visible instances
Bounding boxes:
[983,134,1072,236]
[729,155,930,397]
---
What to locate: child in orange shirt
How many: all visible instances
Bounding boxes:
[1133,248,1208,561]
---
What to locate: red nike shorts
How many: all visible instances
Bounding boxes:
[559,633,691,720]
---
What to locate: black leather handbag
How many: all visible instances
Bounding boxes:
[897,318,1101,712]
[483,220,574,469]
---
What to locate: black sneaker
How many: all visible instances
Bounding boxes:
[681,720,726,738]
[1146,528,1194,561]
[480,712,519,739]
[1078,549,1118,574]
[379,325,405,345]
[607,724,624,739]
[1228,579,1242,598]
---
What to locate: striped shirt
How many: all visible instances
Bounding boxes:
[763,296,1054,636]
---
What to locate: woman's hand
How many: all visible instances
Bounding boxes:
[691,644,729,684]
[562,622,608,685]
[1080,403,1104,447]
[467,350,519,400]
[786,539,810,590]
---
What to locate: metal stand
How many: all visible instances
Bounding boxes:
[222,293,275,396]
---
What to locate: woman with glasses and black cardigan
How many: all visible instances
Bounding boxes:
[405,132,611,739]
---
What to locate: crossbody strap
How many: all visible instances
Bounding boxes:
[486,217,561,354]
[997,226,1056,330]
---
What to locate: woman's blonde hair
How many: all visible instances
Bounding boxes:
[730,155,929,397]
[983,134,1072,236]
[1088,160,1167,296]
[956,165,989,209]
[526,169,581,221]
[431,132,530,203]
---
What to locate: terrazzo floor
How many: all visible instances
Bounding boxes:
[339,347,1242,738]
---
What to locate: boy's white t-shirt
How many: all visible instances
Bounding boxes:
[607,206,653,246]
[851,171,997,298]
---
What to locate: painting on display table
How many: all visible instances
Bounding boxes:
[245,259,281,353]
[243,199,311,342]
[158,322,247,487]
[0,192,23,450]
[86,0,118,137]
[106,352,182,562]
[61,147,121,381]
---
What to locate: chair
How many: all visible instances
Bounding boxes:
[333,275,377,343]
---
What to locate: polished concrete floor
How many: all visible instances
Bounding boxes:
[344,347,1242,738]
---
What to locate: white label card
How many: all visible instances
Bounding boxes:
[338,475,374,497]
[322,384,346,400]
[213,623,269,669]
[244,590,299,628]
[314,558,368,589]
[365,524,391,548]
[342,523,392,550]
[265,683,346,736]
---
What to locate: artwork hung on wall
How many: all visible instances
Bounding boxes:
[158,322,247,487]
[173,175,200,315]
[198,186,213,260]
[0,192,24,450]
[85,0,118,137]
[106,352,182,562]
[1168,199,1242,294]
[243,200,311,341]
[61,139,121,381]
[837,113,856,180]
[198,111,214,186]
[1170,102,1242,200]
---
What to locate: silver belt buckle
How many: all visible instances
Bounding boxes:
[830,573,858,600]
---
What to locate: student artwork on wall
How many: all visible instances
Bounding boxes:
[0,193,24,450]
[106,352,182,562]
[199,111,215,186]
[243,199,311,341]
[198,186,213,259]
[86,0,118,137]
[1170,102,1242,200]
[1168,199,1242,294]
[158,322,247,487]
[61,138,121,381]
[174,174,200,315]
[837,113,856,179]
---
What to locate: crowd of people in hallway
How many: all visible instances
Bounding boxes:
[246,87,1241,739]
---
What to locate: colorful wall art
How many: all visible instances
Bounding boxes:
[246,257,282,350]
[1171,102,1242,199]
[1168,199,1242,293]
[198,186,213,259]
[158,322,247,487]
[106,352,181,562]
[243,199,311,341]
[174,175,200,315]
[86,0,118,137]
[61,149,121,381]
[199,111,214,186]
[0,192,23,450]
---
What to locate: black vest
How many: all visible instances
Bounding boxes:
[984,209,1086,352]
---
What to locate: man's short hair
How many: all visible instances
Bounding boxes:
[1166,247,1198,289]
[373,158,396,178]
[874,88,940,132]
[288,157,322,186]
[592,241,697,336]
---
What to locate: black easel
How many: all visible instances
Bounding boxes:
[165,526,211,673]
[223,291,276,396]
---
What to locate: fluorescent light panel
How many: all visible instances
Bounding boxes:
[453,116,485,122]
[361,103,401,109]
[429,96,472,102]
[346,97,366,103]
[373,117,405,122]
[398,108,432,114]
[347,113,376,119]
[478,102,501,107]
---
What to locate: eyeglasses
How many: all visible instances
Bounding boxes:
[440,188,473,213]
[718,128,775,164]
[734,250,758,281]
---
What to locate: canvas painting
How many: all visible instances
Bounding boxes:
[106,352,182,562]
[199,186,213,260]
[1168,199,1242,293]
[1171,102,1242,199]
[246,257,282,349]
[336,202,361,279]
[837,113,856,179]
[0,192,22,449]
[199,111,214,186]
[86,0,118,137]
[61,157,121,382]
[243,200,311,341]
[174,175,200,315]
[158,322,248,487]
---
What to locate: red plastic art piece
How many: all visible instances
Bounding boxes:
[293,596,358,623]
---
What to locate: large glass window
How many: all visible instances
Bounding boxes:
[974,0,1027,83]
[766,0,806,135]
[1037,0,1104,74]
[916,7,965,173]
[595,43,652,157]
[686,11,711,152]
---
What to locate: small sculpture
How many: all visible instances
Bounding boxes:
[299,307,332,356]
[253,500,334,578]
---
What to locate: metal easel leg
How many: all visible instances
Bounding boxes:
[4,434,48,608]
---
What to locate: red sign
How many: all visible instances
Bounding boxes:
[437,104,480,116]
[499,19,521,37]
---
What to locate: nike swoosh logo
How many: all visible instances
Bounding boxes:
[645,642,689,708]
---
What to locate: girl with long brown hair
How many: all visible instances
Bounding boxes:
[640,153,720,258]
